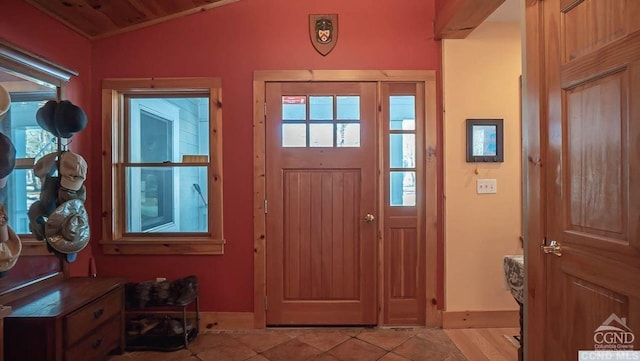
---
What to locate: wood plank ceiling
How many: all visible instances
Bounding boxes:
[25,0,241,39]
[25,0,507,40]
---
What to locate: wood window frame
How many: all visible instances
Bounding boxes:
[0,38,77,256]
[253,70,439,328]
[101,77,224,255]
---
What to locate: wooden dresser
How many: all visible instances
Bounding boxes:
[3,277,126,361]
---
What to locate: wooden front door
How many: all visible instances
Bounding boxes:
[265,82,377,325]
[539,0,640,359]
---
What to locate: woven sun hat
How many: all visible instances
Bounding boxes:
[0,84,10,122]
[45,199,89,254]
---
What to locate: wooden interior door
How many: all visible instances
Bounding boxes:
[265,82,377,325]
[542,0,640,359]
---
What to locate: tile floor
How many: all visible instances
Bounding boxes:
[107,327,469,361]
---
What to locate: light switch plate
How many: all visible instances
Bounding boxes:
[477,179,497,194]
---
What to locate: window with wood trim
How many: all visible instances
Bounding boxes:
[0,39,77,256]
[101,78,224,255]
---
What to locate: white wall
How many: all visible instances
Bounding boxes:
[443,21,523,311]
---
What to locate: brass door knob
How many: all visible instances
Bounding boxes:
[541,240,562,257]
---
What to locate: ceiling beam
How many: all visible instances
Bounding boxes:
[435,0,506,39]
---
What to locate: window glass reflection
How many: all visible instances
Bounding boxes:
[390,171,416,207]
[309,96,333,120]
[390,96,415,130]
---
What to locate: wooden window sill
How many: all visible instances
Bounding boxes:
[100,238,225,255]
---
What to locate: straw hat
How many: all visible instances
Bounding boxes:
[0,206,22,273]
[45,199,89,254]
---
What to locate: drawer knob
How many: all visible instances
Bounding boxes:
[93,307,104,319]
[92,338,103,349]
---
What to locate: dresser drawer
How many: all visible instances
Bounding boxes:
[65,317,121,361]
[65,287,123,347]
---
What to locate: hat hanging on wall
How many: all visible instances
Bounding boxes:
[0,205,22,275]
[54,100,87,138]
[0,84,10,122]
[27,200,47,241]
[36,100,88,138]
[33,152,59,182]
[0,132,16,189]
[59,151,87,190]
[45,199,89,255]
[36,100,57,135]
[0,226,22,275]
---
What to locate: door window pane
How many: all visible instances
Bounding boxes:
[390,171,416,207]
[309,124,333,147]
[390,96,415,130]
[337,123,360,147]
[282,124,306,147]
[282,96,307,120]
[309,96,333,120]
[390,134,415,168]
[337,96,360,120]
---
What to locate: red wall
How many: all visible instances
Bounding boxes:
[0,0,93,277]
[3,0,442,313]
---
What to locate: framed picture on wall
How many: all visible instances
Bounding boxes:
[466,119,504,162]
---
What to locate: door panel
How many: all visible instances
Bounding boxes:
[282,170,359,301]
[265,82,377,325]
[543,0,640,359]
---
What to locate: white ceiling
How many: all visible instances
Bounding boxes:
[486,0,521,22]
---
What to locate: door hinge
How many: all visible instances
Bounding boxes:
[264,296,268,310]
[264,199,268,214]
[264,102,267,118]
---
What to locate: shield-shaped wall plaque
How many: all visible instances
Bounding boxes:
[309,14,338,56]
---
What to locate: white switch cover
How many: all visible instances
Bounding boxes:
[477,179,497,194]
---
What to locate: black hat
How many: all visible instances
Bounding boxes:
[53,100,87,138]
[0,133,16,188]
[36,100,57,135]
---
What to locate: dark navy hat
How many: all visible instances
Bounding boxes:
[53,100,87,138]
[0,133,16,189]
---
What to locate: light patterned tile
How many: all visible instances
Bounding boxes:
[378,353,411,361]
[393,336,466,361]
[195,343,257,361]
[311,353,341,361]
[328,338,387,361]
[126,349,193,361]
[296,331,351,351]
[245,355,271,361]
[233,331,293,352]
[107,327,472,361]
[356,330,414,351]
[188,332,242,354]
[260,338,322,361]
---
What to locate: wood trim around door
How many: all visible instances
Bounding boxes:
[253,70,439,328]
[524,1,546,359]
